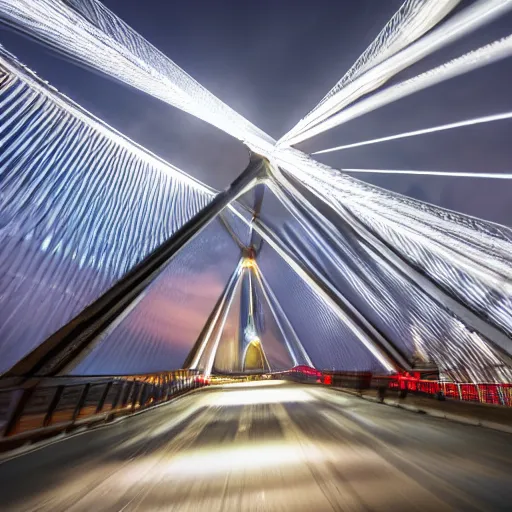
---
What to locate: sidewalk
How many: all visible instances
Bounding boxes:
[335,387,512,434]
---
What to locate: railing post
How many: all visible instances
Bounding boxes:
[151,384,159,403]
[130,382,138,411]
[71,384,90,423]
[140,383,149,407]
[497,386,506,406]
[122,381,134,408]
[166,377,172,400]
[110,381,124,411]
[162,379,170,401]
[132,382,144,411]
[95,382,112,414]
[43,386,64,427]
[137,383,146,408]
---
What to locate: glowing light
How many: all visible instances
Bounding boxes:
[0,0,275,154]
[280,2,512,146]
[210,386,312,406]
[338,168,512,179]
[314,111,512,156]
[125,441,324,484]
[242,258,256,268]
[217,380,286,388]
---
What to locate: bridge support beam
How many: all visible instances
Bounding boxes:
[271,167,512,369]
[249,219,411,373]
[3,155,267,381]
[218,181,266,255]
[184,258,244,372]
[252,264,314,368]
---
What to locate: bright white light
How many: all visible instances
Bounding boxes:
[314,111,512,156]
[281,3,512,146]
[189,261,244,370]
[212,386,312,406]
[217,380,286,388]
[281,0,459,144]
[244,325,260,345]
[0,0,274,154]
[337,168,512,179]
[126,442,325,483]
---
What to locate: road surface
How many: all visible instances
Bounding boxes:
[0,381,511,511]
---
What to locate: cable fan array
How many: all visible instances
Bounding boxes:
[1,0,512,381]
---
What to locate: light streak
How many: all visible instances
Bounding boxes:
[337,168,512,179]
[213,386,312,406]
[0,0,275,154]
[314,110,512,155]
[315,0,459,108]
[188,260,245,370]
[281,1,512,146]
[204,270,244,377]
[253,264,314,367]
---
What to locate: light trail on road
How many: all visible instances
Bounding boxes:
[1,382,510,511]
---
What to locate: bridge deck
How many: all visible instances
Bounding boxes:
[0,382,511,511]
[337,386,512,432]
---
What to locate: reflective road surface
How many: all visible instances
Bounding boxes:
[1,381,511,511]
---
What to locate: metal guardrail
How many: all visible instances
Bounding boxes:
[269,366,324,383]
[0,370,208,450]
[268,367,512,407]
[324,371,512,407]
[4,366,507,452]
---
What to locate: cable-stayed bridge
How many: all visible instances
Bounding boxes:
[0,1,512,510]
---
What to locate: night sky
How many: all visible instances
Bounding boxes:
[1,0,512,227]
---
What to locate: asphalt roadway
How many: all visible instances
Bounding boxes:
[0,381,511,511]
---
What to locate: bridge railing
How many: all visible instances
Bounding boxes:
[0,370,208,451]
[267,367,511,406]
[269,365,324,383]
[324,371,512,407]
